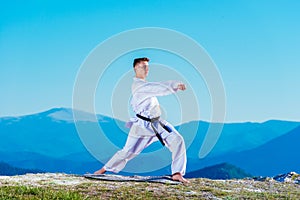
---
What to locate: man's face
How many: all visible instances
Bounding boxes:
[135,61,149,77]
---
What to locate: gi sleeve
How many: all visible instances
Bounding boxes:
[133,80,181,99]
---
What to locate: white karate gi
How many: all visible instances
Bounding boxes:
[104,77,187,175]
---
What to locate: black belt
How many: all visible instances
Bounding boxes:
[136,114,172,146]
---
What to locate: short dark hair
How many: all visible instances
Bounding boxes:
[133,57,149,67]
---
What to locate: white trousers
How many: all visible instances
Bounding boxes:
[104,121,187,175]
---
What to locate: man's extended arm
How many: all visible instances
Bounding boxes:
[133,80,186,100]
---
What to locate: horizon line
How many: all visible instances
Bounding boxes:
[0,107,299,124]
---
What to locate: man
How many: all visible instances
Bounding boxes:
[94,57,189,183]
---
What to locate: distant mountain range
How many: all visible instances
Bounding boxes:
[221,125,300,176]
[0,108,299,177]
[185,163,252,179]
[0,162,42,176]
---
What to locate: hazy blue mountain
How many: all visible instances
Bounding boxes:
[184,119,300,158]
[0,162,43,176]
[60,151,98,162]
[0,108,84,157]
[185,163,252,179]
[188,125,300,177]
[0,151,101,174]
[0,107,299,176]
[0,108,127,158]
[221,125,300,176]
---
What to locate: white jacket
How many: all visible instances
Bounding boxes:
[126,77,181,131]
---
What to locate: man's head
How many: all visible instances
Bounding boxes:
[133,57,149,79]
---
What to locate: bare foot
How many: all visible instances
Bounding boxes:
[94,168,106,175]
[172,173,189,184]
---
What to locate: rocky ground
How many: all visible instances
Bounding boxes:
[0,173,299,199]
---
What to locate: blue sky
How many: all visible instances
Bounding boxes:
[1,0,299,123]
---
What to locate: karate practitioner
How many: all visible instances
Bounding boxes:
[94,57,189,183]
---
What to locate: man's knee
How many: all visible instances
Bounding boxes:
[166,133,185,150]
[172,133,184,144]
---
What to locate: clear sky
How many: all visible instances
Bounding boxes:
[1,0,299,123]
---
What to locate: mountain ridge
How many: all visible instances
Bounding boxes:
[185,162,252,179]
[2,107,299,124]
[1,107,299,177]
[0,162,43,176]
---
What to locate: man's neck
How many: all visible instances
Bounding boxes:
[135,75,146,81]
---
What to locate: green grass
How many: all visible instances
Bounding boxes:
[0,186,83,200]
